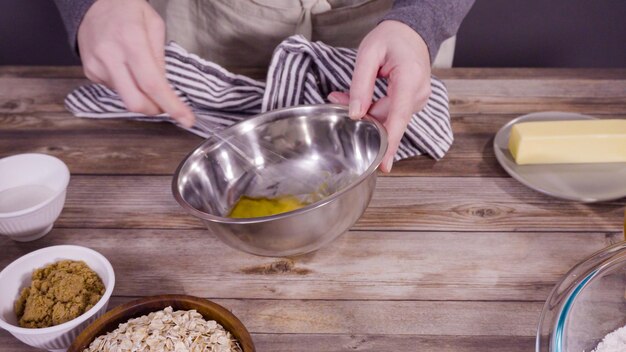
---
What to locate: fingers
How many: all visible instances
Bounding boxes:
[82,57,109,85]
[330,91,395,172]
[108,63,161,116]
[331,76,427,173]
[341,19,434,173]
[333,68,419,173]
[349,45,382,120]
[380,68,421,172]
[144,8,166,73]
[368,96,391,123]
[126,27,195,127]
[327,91,350,105]
[77,0,194,127]
[329,91,392,123]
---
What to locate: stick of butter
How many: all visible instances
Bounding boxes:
[508,119,626,165]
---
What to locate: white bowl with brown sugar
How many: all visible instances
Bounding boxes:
[0,245,115,352]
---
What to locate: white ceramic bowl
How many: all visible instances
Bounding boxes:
[0,245,115,352]
[0,153,70,241]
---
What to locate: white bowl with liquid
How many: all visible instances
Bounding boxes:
[0,153,70,241]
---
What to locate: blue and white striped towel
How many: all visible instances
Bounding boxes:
[65,35,453,160]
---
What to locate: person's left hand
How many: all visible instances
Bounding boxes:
[327,20,432,173]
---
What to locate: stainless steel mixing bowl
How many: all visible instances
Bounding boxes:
[172,104,387,257]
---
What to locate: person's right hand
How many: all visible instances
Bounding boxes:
[77,0,195,127]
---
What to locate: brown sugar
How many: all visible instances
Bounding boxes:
[14,260,105,328]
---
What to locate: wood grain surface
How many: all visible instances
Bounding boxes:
[1,67,624,351]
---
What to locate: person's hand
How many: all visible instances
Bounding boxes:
[77,0,194,127]
[328,20,432,172]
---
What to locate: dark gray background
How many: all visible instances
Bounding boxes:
[1,0,625,67]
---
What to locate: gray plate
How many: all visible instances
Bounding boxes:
[493,111,626,203]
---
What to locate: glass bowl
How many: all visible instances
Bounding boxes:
[537,241,626,352]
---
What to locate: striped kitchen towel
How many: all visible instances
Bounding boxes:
[65,35,453,160]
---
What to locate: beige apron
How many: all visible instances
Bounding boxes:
[150,0,454,71]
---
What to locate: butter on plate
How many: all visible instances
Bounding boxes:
[508,119,626,165]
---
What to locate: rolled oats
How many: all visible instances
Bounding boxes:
[83,307,243,352]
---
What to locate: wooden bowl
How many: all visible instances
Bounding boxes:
[67,294,255,352]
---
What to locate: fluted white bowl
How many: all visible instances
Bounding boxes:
[0,153,70,241]
[0,245,115,352]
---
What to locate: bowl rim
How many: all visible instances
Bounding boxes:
[0,245,115,335]
[67,294,255,352]
[0,153,70,219]
[171,104,388,224]
[536,241,626,352]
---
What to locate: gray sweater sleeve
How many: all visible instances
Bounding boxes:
[383,0,475,63]
[53,0,97,53]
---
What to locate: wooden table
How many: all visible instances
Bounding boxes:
[1,67,625,351]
